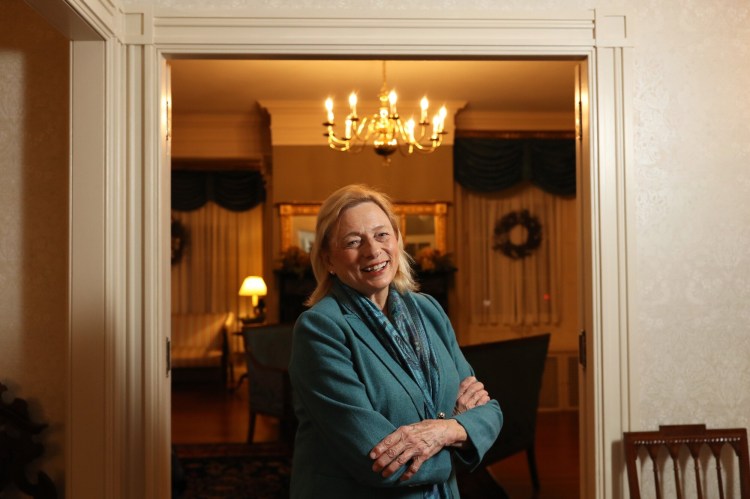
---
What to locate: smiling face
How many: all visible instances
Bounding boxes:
[325,201,400,309]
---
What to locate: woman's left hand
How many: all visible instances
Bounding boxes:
[369,419,467,481]
[453,376,490,415]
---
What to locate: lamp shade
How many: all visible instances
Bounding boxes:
[239,276,267,297]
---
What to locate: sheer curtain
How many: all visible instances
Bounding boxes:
[171,202,264,324]
[456,184,565,327]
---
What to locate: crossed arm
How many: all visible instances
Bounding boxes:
[370,376,491,481]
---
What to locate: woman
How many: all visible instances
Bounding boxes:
[288,184,503,498]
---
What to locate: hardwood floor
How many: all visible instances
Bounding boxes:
[487,410,579,498]
[171,377,579,498]
[171,376,280,444]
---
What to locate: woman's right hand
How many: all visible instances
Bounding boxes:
[453,376,490,415]
[369,418,467,481]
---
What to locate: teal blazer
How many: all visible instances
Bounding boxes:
[288,292,503,498]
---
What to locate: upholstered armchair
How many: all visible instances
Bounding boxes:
[241,324,296,444]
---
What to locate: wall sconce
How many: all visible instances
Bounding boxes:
[238,275,267,325]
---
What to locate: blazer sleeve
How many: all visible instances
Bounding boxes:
[415,293,504,470]
[289,306,454,488]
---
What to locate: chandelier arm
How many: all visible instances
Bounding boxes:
[326,128,351,148]
[408,123,436,144]
[407,137,443,152]
[352,116,372,142]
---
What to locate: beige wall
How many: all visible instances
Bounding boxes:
[0,0,69,491]
[172,111,270,160]
[271,145,454,204]
[626,1,750,431]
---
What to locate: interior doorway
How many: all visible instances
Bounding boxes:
[168,56,583,497]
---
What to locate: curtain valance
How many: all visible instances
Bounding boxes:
[171,170,266,212]
[454,137,576,196]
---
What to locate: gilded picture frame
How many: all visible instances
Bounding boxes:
[279,202,448,255]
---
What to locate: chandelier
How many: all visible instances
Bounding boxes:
[323,61,448,159]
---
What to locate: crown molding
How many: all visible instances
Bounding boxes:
[456,110,574,132]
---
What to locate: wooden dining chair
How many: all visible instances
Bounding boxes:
[623,424,750,499]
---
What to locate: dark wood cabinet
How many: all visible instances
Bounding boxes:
[276,271,316,324]
[276,269,455,323]
[416,270,455,314]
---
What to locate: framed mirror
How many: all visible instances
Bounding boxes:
[279,202,448,256]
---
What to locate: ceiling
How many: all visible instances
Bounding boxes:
[169,59,579,116]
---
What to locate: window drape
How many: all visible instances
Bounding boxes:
[456,184,567,326]
[170,203,264,332]
[453,135,576,328]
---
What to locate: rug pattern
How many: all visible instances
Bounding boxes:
[173,442,292,499]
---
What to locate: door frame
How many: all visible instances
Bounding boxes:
[35,2,634,497]
[151,17,634,495]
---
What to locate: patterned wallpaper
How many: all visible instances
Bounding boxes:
[0,0,69,487]
[120,0,750,431]
[630,0,750,429]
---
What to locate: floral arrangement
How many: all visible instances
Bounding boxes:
[413,247,456,273]
[278,246,312,278]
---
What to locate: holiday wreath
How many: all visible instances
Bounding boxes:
[171,219,186,265]
[493,209,542,259]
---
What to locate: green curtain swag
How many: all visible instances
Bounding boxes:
[454,137,576,196]
[171,170,266,212]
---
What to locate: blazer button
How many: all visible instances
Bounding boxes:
[437,412,445,419]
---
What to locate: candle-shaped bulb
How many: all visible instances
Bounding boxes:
[388,90,397,113]
[406,118,416,142]
[325,98,334,123]
[348,92,358,118]
[420,97,429,122]
[438,106,447,132]
[345,118,352,139]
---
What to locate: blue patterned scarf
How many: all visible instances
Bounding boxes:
[331,278,449,499]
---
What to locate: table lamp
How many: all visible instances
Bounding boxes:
[238,275,267,324]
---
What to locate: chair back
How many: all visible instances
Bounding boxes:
[243,323,293,369]
[460,333,550,465]
[241,324,294,418]
[623,424,750,499]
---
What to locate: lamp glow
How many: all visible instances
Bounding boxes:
[239,275,267,325]
[239,276,267,307]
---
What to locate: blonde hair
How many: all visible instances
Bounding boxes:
[305,184,417,307]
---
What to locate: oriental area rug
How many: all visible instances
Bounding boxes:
[172,441,508,499]
[172,442,292,499]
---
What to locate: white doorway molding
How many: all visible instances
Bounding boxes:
[37,2,634,497]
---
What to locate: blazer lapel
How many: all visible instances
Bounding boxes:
[343,312,428,420]
[429,327,456,411]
